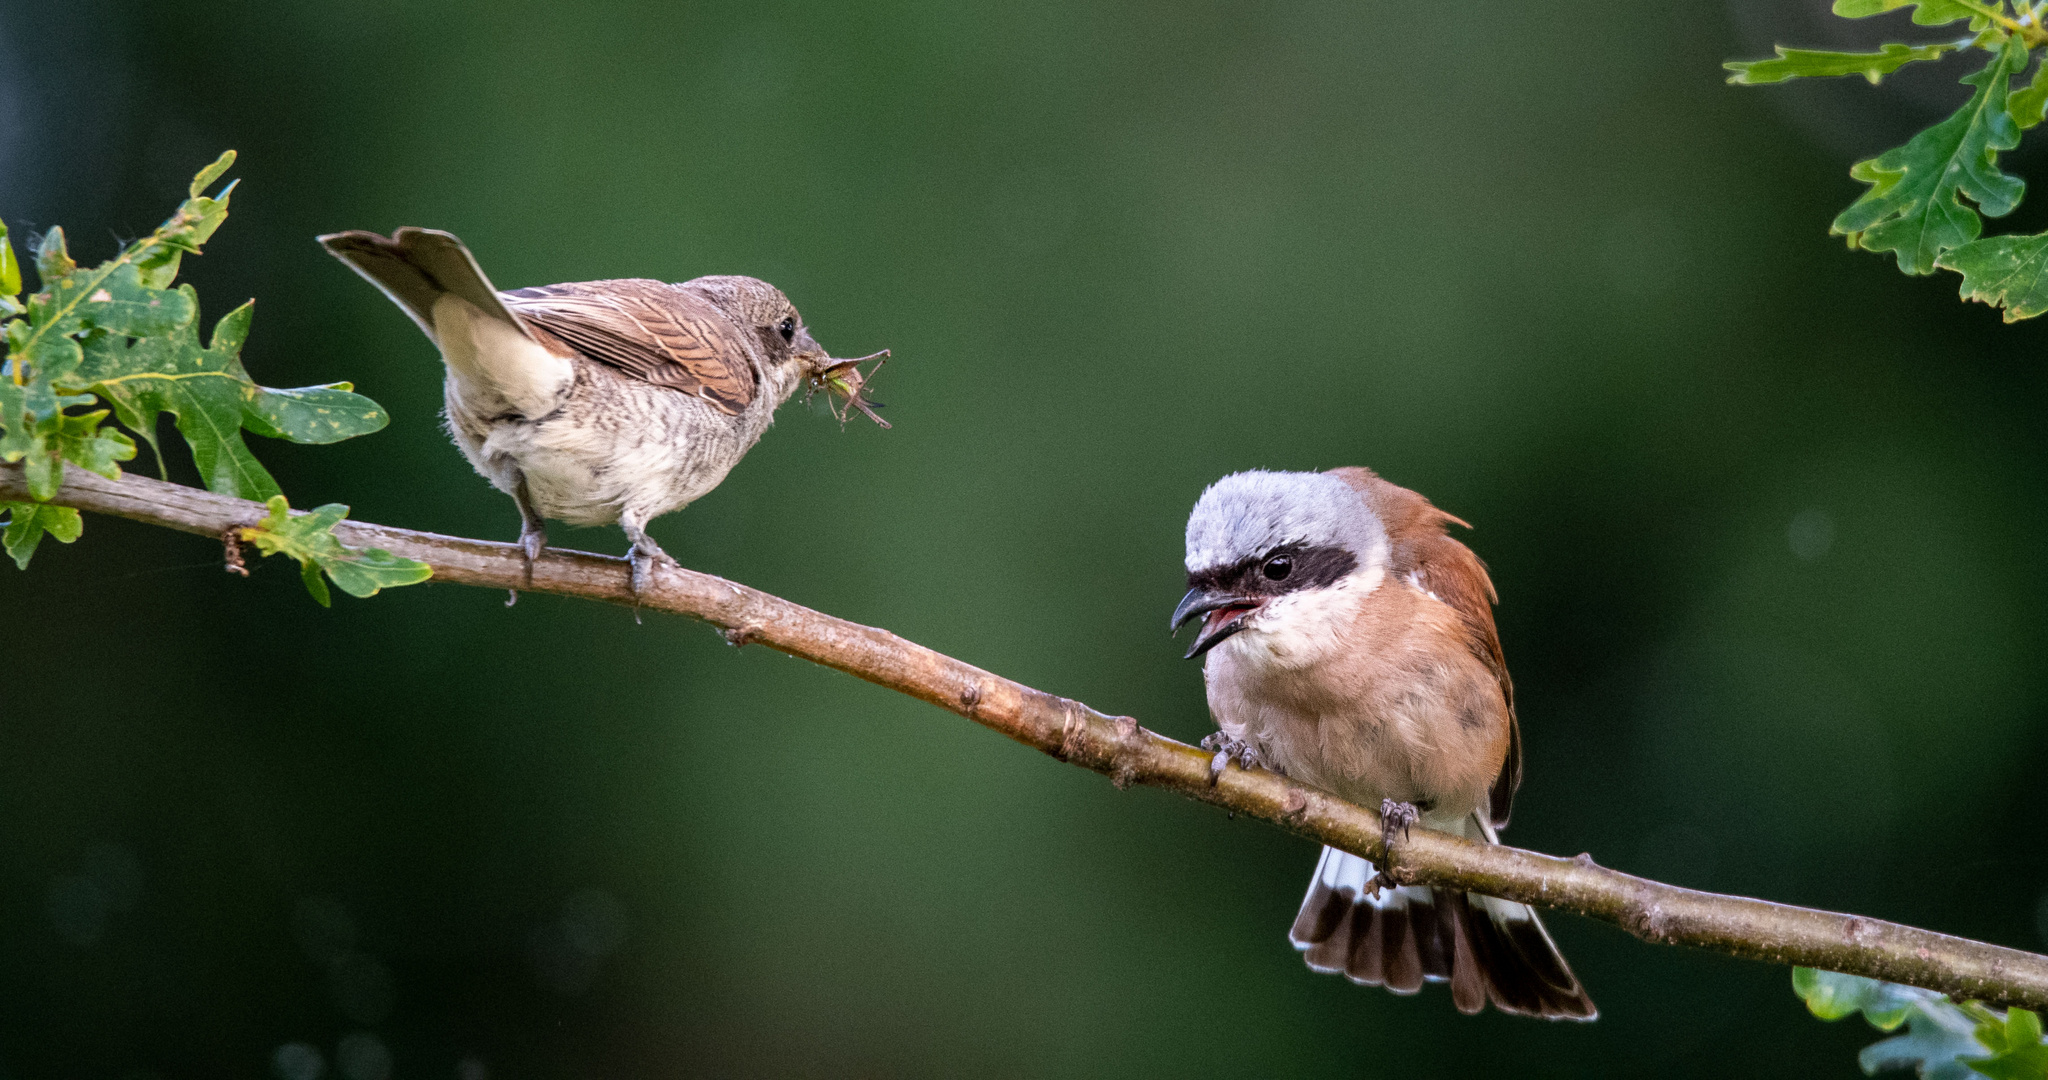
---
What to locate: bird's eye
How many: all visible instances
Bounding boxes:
[1262,555,1292,581]
[778,317,796,342]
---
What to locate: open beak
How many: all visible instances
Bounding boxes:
[1171,587,1264,660]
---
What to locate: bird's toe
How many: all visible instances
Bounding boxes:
[1379,798,1421,854]
[1199,733,1264,783]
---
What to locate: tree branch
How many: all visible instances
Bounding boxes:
[8,462,2047,1011]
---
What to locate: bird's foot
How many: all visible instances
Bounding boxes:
[628,541,680,607]
[1366,799,1421,896]
[521,524,547,580]
[1200,732,1264,784]
[618,513,674,624]
[506,523,548,606]
[1379,798,1420,854]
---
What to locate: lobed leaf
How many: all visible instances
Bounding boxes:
[34,227,73,281]
[0,152,401,586]
[1726,43,1955,85]
[0,349,131,499]
[1795,967,1938,1028]
[187,150,235,200]
[1791,969,2048,1079]
[243,383,389,444]
[1832,0,1979,25]
[2011,58,2048,129]
[237,495,432,605]
[0,382,26,462]
[135,185,236,289]
[1864,1006,1995,1080]
[19,409,136,501]
[29,260,197,348]
[68,297,281,500]
[65,297,388,499]
[1937,232,2048,320]
[1832,39,2028,275]
[1970,1009,2048,1079]
[0,500,82,570]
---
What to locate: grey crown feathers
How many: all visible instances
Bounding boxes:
[1184,470,1387,572]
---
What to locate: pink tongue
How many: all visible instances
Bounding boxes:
[1205,605,1249,636]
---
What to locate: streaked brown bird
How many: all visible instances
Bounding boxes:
[1171,467,1596,1020]
[318,227,884,597]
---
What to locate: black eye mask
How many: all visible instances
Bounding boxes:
[1185,542,1358,597]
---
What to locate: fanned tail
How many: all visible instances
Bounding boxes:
[317,228,569,417]
[1289,843,1597,1021]
[317,227,525,343]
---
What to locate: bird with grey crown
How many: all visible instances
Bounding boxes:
[1173,467,1596,1020]
[319,227,885,600]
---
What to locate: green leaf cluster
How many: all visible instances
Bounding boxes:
[0,151,424,602]
[1725,1,2048,318]
[1793,968,2048,1079]
[237,496,431,606]
[1833,37,2027,273]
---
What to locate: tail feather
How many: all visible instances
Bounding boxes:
[319,228,571,417]
[1290,845,1597,1021]
[317,227,525,341]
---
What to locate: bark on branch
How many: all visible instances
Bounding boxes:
[8,462,2047,1011]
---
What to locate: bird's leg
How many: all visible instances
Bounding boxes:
[618,510,677,617]
[1200,731,1266,784]
[1369,799,1423,896]
[506,475,548,607]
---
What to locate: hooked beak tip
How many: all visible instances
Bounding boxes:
[1171,587,1261,659]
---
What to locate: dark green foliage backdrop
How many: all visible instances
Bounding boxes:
[2,1,2045,1076]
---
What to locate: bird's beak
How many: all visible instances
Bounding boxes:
[793,329,827,370]
[1171,586,1264,660]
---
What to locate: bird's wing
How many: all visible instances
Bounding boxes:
[1327,467,1522,829]
[500,280,756,414]
[1416,532,1519,830]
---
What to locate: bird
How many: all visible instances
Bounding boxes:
[317,227,885,599]
[1170,466,1596,1020]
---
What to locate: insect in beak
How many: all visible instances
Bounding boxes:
[806,349,891,429]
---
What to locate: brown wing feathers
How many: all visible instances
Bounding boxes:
[1327,466,1523,828]
[502,283,756,414]
[318,229,757,416]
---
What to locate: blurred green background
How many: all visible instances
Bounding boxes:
[3,0,2046,1076]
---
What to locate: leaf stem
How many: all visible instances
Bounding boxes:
[1956,0,2048,47]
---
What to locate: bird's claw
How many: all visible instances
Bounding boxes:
[628,544,679,617]
[1366,800,1421,896]
[1380,798,1420,854]
[520,526,546,581]
[508,524,548,607]
[1201,732,1264,784]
